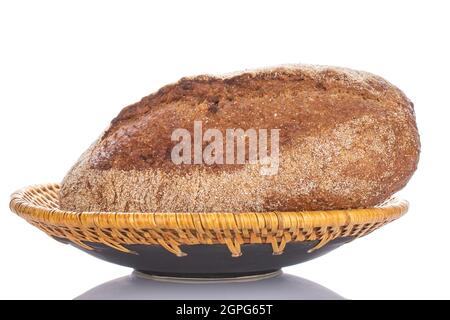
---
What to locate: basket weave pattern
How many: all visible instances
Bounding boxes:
[10,184,408,257]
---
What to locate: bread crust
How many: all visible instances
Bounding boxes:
[60,65,420,212]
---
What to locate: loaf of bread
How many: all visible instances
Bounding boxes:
[60,65,420,213]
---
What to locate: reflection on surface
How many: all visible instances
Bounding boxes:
[76,270,345,300]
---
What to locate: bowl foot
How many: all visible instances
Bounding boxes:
[133,269,282,283]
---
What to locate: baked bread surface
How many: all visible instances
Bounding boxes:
[60,65,420,212]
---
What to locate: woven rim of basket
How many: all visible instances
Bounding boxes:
[10,183,408,257]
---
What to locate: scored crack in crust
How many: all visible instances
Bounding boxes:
[60,64,420,213]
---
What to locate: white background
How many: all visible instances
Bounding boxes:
[1,0,449,299]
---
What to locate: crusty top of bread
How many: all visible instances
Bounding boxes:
[61,65,420,212]
[90,65,415,172]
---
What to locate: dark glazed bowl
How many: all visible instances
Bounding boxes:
[11,184,408,278]
[56,237,353,277]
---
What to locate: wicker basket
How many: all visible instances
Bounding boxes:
[10,183,408,258]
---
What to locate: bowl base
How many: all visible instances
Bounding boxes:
[133,269,282,282]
